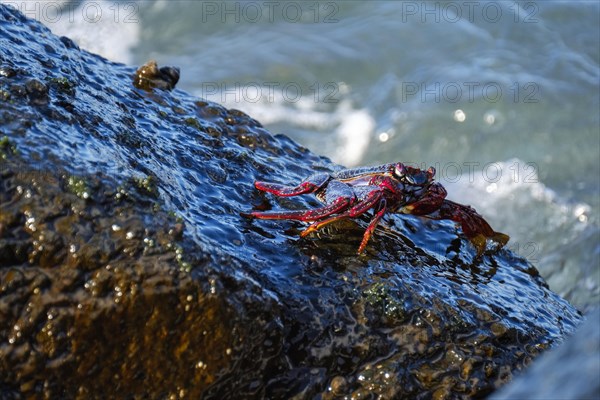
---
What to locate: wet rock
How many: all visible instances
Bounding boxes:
[0,4,583,399]
[24,78,48,105]
[490,307,600,400]
[0,156,284,399]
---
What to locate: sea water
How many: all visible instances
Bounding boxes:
[14,0,599,312]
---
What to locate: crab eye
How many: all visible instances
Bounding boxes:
[427,167,436,179]
[394,163,406,178]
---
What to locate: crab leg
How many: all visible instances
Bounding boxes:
[248,196,352,221]
[357,201,387,254]
[300,192,386,253]
[425,200,509,256]
[254,173,330,197]
[301,191,383,235]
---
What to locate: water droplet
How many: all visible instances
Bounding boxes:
[453,109,466,122]
[486,183,497,193]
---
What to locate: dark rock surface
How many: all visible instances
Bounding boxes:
[491,307,600,400]
[0,5,582,399]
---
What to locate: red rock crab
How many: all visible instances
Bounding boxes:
[247,162,509,255]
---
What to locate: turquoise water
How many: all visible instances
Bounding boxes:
[31,0,599,310]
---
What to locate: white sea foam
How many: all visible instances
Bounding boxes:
[443,159,597,308]
[334,107,375,166]
[441,159,592,251]
[442,158,591,230]
[196,84,375,166]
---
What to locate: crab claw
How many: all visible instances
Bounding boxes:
[437,200,509,257]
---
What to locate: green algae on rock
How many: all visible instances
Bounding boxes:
[0,4,583,399]
[0,135,17,159]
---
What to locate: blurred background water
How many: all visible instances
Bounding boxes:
[10,0,599,312]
